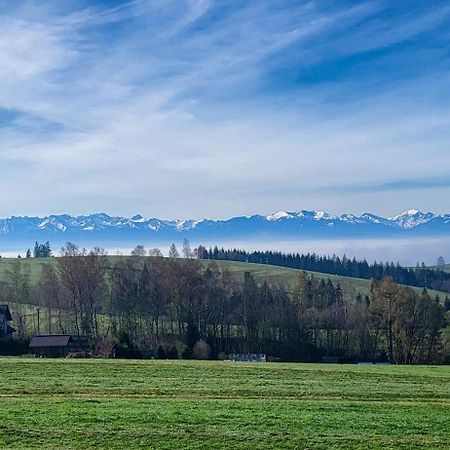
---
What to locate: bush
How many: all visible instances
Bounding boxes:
[193,340,210,360]
[95,337,116,358]
[181,346,192,359]
[156,345,166,359]
[114,332,142,359]
[166,346,178,359]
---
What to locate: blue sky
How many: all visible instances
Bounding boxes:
[1,0,450,219]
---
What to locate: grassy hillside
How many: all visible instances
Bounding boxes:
[0,359,448,449]
[0,256,446,300]
[212,260,450,298]
[209,259,372,296]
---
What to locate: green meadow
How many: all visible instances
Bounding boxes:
[0,359,449,449]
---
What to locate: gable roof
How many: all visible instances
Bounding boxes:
[0,305,12,321]
[29,335,90,348]
[30,335,71,347]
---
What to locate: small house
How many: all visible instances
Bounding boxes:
[0,305,16,342]
[29,335,90,357]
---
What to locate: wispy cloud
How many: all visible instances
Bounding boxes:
[0,1,450,218]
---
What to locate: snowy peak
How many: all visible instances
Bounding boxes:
[390,209,423,220]
[130,214,145,222]
[314,211,332,220]
[0,209,447,245]
[264,208,442,229]
[266,210,336,221]
[339,213,362,223]
[266,211,296,221]
[389,209,435,229]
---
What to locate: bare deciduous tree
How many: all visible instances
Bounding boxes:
[131,245,146,257]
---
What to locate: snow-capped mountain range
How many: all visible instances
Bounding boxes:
[0,209,448,250]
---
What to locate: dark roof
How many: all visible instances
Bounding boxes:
[0,305,12,321]
[30,335,71,347]
[29,334,90,348]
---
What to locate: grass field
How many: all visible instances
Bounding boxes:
[0,359,449,449]
[0,256,446,299]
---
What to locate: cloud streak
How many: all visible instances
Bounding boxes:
[0,1,450,219]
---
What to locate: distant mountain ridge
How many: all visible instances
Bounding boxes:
[0,209,449,249]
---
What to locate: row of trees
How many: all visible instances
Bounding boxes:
[25,241,52,259]
[199,247,450,293]
[2,243,450,363]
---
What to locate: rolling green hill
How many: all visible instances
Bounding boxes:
[0,256,446,300]
[206,260,448,299]
[207,259,371,297]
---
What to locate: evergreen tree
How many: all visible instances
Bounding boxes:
[32,241,52,258]
[33,242,39,258]
[44,241,52,257]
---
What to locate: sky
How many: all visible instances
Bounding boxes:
[1,0,450,220]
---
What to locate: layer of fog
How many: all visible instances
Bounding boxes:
[5,237,449,266]
[114,237,449,266]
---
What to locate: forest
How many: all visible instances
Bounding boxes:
[199,247,450,293]
[1,242,450,364]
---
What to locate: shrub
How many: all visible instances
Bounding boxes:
[166,346,178,359]
[95,337,116,358]
[181,346,191,359]
[156,345,166,359]
[114,332,142,359]
[193,340,210,360]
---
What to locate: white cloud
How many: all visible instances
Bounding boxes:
[0,1,449,219]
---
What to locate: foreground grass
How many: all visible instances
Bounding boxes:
[0,359,449,449]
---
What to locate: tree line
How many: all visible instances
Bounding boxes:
[1,242,449,363]
[198,247,450,293]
